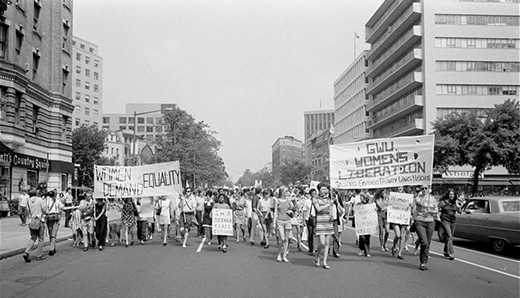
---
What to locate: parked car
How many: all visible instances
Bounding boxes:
[452,196,520,253]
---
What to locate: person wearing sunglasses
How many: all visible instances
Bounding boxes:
[413,185,438,271]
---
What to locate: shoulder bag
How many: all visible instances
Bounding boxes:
[27,202,41,231]
[46,200,60,221]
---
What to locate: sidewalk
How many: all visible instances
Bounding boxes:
[0,215,71,260]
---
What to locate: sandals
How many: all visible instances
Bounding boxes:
[323,264,330,269]
[314,259,321,267]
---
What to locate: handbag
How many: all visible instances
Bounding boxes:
[156,203,162,216]
[410,221,417,233]
[27,203,41,230]
[46,200,59,221]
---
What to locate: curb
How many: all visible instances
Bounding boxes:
[0,236,70,261]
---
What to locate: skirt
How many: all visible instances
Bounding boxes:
[233,210,246,225]
[315,212,334,235]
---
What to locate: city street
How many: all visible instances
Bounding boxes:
[1,226,518,298]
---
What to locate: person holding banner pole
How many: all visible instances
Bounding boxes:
[313,183,335,269]
[375,189,390,252]
[414,185,439,271]
[156,196,173,246]
[121,197,137,247]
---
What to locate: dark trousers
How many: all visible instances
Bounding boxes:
[95,216,107,247]
[196,210,203,236]
[359,234,371,255]
[415,220,434,264]
[332,220,341,255]
[306,219,315,253]
[439,220,455,255]
[64,203,72,227]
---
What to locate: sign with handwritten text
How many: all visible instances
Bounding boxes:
[354,203,378,237]
[387,192,414,225]
[212,209,233,236]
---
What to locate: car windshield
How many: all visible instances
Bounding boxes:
[502,200,520,212]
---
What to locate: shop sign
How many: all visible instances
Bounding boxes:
[0,141,48,170]
[441,170,484,179]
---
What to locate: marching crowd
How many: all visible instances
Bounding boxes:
[20,183,465,271]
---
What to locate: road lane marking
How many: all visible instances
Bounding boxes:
[196,238,205,252]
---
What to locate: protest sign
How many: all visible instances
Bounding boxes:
[94,161,182,198]
[212,209,233,236]
[354,203,378,237]
[387,192,414,225]
[330,135,434,189]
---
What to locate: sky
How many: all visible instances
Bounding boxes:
[73,0,384,181]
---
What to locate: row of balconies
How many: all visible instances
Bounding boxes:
[367,94,423,130]
[367,3,421,62]
[366,0,414,44]
[368,70,423,112]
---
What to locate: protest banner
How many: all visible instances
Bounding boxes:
[212,209,233,236]
[354,203,378,237]
[387,192,414,225]
[330,135,434,189]
[94,161,182,198]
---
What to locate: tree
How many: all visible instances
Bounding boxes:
[156,107,227,189]
[236,169,274,189]
[72,125,107,187]
[279,159,311,186]
[432,99,520,195]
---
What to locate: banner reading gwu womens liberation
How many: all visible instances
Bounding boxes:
[330,135,434,189]
[94,161,182,198]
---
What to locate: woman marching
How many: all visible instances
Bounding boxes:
[390,186,413,260]
[156,196,173,246]
[438,189,464,260]
[313,183,335,269]
[202,190,216,245]
[375,189,390,252]
[274,186,294,263]
[232,191,247,243]
[257,189,273,249]
[213,193,231,253]
[94,198,107,251]
[414,185,439,271]
[121,197,138,247]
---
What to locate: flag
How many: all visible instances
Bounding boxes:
[354,32,360,39]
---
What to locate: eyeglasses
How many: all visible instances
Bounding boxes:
[421,187,428,190]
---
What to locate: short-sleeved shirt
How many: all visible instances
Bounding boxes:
[19,194,29,207]
[27,196,46,219]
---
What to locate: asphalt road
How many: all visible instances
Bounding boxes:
[1,227,518,298]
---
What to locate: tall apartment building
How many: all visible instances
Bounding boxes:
[72,36,103,128]
[0,0,74,199]
[272,136,304,183]
[303,110,334,166]
[333,50,371,145]
[365,0,519,139]
[102,103,176,141]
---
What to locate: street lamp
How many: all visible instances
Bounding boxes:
[132,108,172,165]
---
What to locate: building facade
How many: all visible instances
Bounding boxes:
[303,110,334,166]
[272,136,304,183]
[102,103,176,142]
[72,36,103,128]
[308,127,334,183]
[102,130,124,166]
[365,0,519,139]
[333,50,371,145]
[0,0,74,200]
[364,0,520,193]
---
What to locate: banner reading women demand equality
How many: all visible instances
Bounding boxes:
[94,161,182,198]
[330,135,434,189]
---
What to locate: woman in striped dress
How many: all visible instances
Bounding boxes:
[313,183,335,269]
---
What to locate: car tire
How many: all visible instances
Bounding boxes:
[491,238,507,253]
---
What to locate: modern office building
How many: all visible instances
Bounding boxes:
[303,110,334,166]
[364,0,520,193]
[333,50,371,145]
[272,136,304,183]
[102,103,176,141]
[0,0,74,200]
[365,0,519,139]
[71,36,103,128]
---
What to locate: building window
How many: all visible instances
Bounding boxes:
[146,117,154,124]
[62,116,68,141]
[85,94,90,103]
[75,105,81,114]
[102,117,110,124]
[80,44,85,49]
[128,117,135,124]
[33,2,41,32]
[85,56,90,64]
[93,109,98,118]
[94,72,99,80]
[75,92,80,100]
[76,65,81,74]
[76,53,81,61]
[119,126,126,131]
[33,53,40,80]
[85,107,90,116]
[94,85,99,92]
[32,104,39,128]
[137,126,144,133]
[76,79,81,87]
[119,117,127,124]
[93,97,99,105]
[15,29,23,57]
[137,117,144,124]
[85,69,90,77]
[146,126,153,133]
[89,47,94,53]
[85,81,90,90]
[94,59,99,67]
[0,24,8,58]
[75,118,80,126]
[62,69,68,94]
